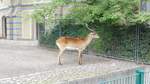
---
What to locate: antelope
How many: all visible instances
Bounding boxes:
[56,24,99,65]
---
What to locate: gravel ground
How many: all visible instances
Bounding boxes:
[0,40,141,84]
[0,62,140,84]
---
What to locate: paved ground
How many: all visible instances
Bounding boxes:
[0,39,140,81]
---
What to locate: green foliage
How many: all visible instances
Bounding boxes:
[139,26,150,63]
[32,0,150,27]
[67,0,150,26]
[32,0,67,23]
[130,13,150,24]
[39,27,60,48]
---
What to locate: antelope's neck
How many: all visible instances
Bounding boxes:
[85,35,93,46]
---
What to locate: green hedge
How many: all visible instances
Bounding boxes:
[39,22,150,63]
[39,21,89,48]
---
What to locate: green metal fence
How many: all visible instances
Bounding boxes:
[144,71,150,84]
[100,69,149,84]
[100,75,137,84]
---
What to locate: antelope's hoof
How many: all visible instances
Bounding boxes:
[58,62,63,65]
[79,63,82,65]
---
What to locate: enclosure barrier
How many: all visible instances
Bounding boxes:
[100,68,149,84]
[0,68,149,84]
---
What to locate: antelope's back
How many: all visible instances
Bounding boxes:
[56,36,86,46]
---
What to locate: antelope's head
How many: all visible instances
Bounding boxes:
[85,24,99,39]
[89,32,99,39]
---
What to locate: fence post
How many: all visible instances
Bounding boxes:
[99,80,105,84]
[136,68,144,84]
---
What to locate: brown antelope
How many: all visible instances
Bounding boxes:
[56,24,99,65]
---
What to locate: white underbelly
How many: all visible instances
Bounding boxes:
[65,47,79,50]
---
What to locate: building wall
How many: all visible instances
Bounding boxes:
[0,0,11,8]
[0,0,50,40]
[0,16,3,38]
[21,10,33,40]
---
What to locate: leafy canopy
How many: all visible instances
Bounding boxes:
[33,0,150,27]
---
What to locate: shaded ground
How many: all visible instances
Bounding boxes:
[0,40,140,79]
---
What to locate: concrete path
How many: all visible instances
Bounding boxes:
[0,39,139,80]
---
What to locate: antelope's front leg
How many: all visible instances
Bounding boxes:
[57,50,64,65]
[78,50,82,65]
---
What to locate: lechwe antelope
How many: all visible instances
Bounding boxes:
[56,24,99,65]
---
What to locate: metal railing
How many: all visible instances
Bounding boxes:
[144,72,150,84]
[100,74,137,84]
[99,69,150,84]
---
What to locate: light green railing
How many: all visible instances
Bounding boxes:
[136,68,144,84]
[100,68,145,84]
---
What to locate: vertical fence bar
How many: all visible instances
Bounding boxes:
[100,80,105,84]
[135,26,140,64]
[136,68,144,84]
